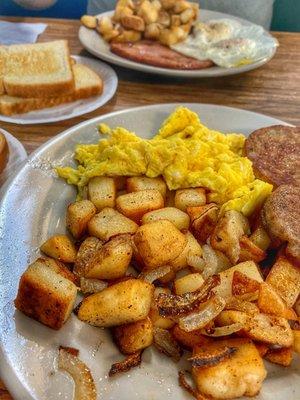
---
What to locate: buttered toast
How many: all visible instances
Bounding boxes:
[0,64,103,116]
[1,40,74,98]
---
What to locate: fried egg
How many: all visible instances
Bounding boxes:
[172,19,278,68]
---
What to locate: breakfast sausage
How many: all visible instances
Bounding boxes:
[110,40,214,70]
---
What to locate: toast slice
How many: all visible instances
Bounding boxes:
[0,47,8,95]
[3,40,74,98]
[0,64,103,116]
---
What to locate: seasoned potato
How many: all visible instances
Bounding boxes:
[77,279,153,327]
[66,200,97,239]
[265,347,293,367]
[160,0,176,10]
[40,235,77,263]
[249,226,271,251]
[116,189,164,223]
[137,0,159,24]
[174,273,204,295]
[142,207,190,230]
[144,22,162,40]
[294,297,300,316]
[215,261,263,299]
[121,15,145,31]
[174,188,206,212]
[171,231,202,271]
[231,270,260,298]
[126,176,167,198]
[266,255,300,308]
[173,0,192,13]
[88,207,138,241]
[192,339,267,399]
[134,220,186,270]
[113,317,153,354]
[81,15,97,29]
[74,235,132,279]
[238,236,266,263]
[172,325,210,349]
[149,287,175,329]
[88,176,116,211]
[293,330,300,354]
[188,204,219,243]
[112,29,142,43]
[14,258,77,330]
[113,5,133,22]
[258,282,294,319]
[42,257,77,284]
[157,10,171,27]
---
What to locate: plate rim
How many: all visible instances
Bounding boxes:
[0,103,294,400]
[0,55,118,125]
[79,9,277,78]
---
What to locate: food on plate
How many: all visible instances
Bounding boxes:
[110,40,214,69]
[245,125,300,186]
[0,131,9,174]
[57,107,273,216]
[262,185,300,263]
[0,41,103,115]
[81,2,278,70]
[14,107,300,399]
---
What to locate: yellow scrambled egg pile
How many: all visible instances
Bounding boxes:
[57,107,272,216]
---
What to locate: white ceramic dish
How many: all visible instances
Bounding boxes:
[0,55,118,125]
[0,104,298,400]
[0,128,27,186]
[79,10,277,78]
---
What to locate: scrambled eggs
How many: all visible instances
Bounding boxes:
[57,107,272,216]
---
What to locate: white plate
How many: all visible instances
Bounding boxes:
[0,56,118,125]
[0,129,27,186]
[0,104,298,400]
[79,10,277,78]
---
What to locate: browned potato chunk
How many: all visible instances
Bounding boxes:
[258,282,293,319]
[88,176,116,211]
[294,330,300,354]
[157,10,171,27]
[66,200,97,239]
[142,207,190,230]
[174,188,206,212]
[74,235,132,279]
[121,15,145,31]
[171,231,202,271]
[144,22,162,40]
[174,273,204,295]
[113,317,153,354]
[116,189,164,223]
[14,258,77,330]
[137,0,159,24]
[266,255,300,308]
[265,347,293,366]
[160,0,176,10]
[81,15,97,29]
[77,279,153,327]
[134,220,186,270]
[126,176,167,198]
[40,235,77,263]
[249,226,271,251]
[188,203,219,243]
[149,287,175,329]
[192,339,267,399]
[171,14,181,27]
[88,207,138,241]
[174,0,191,13]
[113,5,133,22]
[180,8,195,24]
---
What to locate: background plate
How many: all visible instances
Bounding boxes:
[79,10,277,78]
[0,55,118,125]
[0,104,298,400]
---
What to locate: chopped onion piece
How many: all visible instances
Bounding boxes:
[178,371,209,400]
[153,327,181,361]
[139,265,171,284]
[187,253,205,272]
[201,323,243,337]
[179,295,226,332]
[58,348,96,400]
[109,352,142,376]
[225,297,259,315]
[188,344,237,367]
[80,277,107,294]
[157,275,220,318]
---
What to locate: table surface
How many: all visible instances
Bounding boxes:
[0,16,300,400]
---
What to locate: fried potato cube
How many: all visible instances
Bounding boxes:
[142,207,190,230]
[14,258,77,330]
[173,0,192,13]
[144,22,162,40]
[66,200,97,239]
[159,26,187,46]
[81,15,97,29]
[293,330,300,354]
[149,287,175,329]
[88,207,138,241]
[88,176,116,211]
[126,176,167,198]
[188,204,219,243]
[174,273,204,295]
[174,188,206,212]
[172,325,210,349]
[266,255,300,308]
[160,0,176,10]
[113,5,133,22]
[265,347,293,366]
[216,261,263,299]
[295,297,300,317]
[158,10,171,27]
[249,226,271,251]
[112,29,142,43]
[192,339,267,399]
[74,235,132,279]
[170,15,181,27]
[113,317,153,354]
[137,0,159,24]
[134,220,186,270]
[40,235,77,263]
[97,15,114,34]
[77,279,153,327]
[116,189,164,223]
[180,8,195,24]
[238,236,266,263]
[258,282,294,319]
[42,257,77,284]
[171,231,202,271]
[121,15,145,31]
[231,270,260,297]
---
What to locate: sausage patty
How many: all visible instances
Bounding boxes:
[245,125,300,187]
[110,40,214,70]
[262,184,300,263]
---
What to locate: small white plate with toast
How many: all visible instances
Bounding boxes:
[0,55,118,125]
